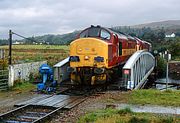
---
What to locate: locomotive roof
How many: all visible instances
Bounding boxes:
[108,28,136,41]
[81,25,138,41]
[106,28,128,40]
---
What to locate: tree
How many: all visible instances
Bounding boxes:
[169,42,180,58]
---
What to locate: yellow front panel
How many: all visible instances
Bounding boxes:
[70,38,108,68]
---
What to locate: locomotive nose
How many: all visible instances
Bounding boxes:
[70,38,108,67]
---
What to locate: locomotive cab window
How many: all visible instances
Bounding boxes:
[80,27,100,38]
[80,30,88,38]
[79,27,110,41]
[88,27,100,37]
[100,29,111,40]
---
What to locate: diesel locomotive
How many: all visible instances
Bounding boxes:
[68,25,151,85]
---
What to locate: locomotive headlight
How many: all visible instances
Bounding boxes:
[84,56,90,60]
[69,56,80,62]
[94,56,104,62]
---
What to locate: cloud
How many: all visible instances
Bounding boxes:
[0,0,180,39]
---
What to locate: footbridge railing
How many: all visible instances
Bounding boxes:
[122,50,155,90]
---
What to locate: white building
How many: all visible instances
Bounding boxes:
[165,33,176,38]
[12,41,24,45]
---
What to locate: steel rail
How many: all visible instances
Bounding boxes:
[0,96,87,123]
[0,104,30,119]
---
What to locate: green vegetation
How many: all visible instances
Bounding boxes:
[0,39,8,45]
[0,31,79,45]
[0,59,8,70]
[0,45,69,50]
[156,56,167,77]
[103,89,180,107]
[0,81,35,102]
[78,108,179,123]
[23,31,79,45]
[154,38,180,60]
[111,26,166,42]
[112,26,180,60]
[0,45,69,66]
[11,81,36,92]
[129,89,180,106]
[169,40,180,60]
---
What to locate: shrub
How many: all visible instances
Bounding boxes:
[129,117,150,123]
[156,56,166,77]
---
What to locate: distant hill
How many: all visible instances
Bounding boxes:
[131,20,180,30]
[25,30,80,45]
[11,20,180,45]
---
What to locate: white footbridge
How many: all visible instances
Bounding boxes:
[122,50,155,90]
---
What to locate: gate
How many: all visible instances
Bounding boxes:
[0,70,9,91]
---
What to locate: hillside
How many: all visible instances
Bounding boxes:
[29,20,180,45]
[131,20,180,29]
[22,30,80,45]
[1,20,180,46]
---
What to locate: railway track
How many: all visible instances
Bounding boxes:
[0,82,113,123]
[0,105,58,123]
[0,95,87,123]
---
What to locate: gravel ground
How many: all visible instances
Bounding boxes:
[50,91,129,123]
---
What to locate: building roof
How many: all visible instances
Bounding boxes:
[54,57,69,67]
[165,32,175,35]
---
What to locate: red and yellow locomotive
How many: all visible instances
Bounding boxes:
[68,25,151,85]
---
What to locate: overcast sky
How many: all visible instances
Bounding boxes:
[0,0,180,39]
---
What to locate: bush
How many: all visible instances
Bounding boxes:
[169,41,180,59]
[156,56,166,77]
[0,59,8,70]
[161,117,174,123]
[117,107,133,115]
[129,117,150,123]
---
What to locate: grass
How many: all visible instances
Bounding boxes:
[0,45,69,66]
[0,81,36,99]
[129,89,180,106]
[11,81,36,92]
[103,89,180,107]
[78,108,180,123]
[174,56,180,61]
[0,45,69,50]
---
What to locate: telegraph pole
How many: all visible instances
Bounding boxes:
[8,30,12,65]
[165,50,171,90]
[166,59,168,90]
[8,30,39,65]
